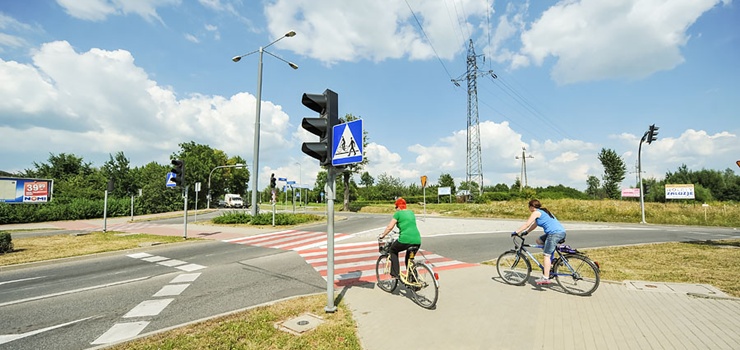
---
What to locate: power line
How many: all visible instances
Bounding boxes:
[405,0,454,80]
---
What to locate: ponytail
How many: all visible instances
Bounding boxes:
[528,199,555,219]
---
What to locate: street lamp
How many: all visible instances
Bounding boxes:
[295,161,302,207]
[207,163,246,209]
[232,30,298,216]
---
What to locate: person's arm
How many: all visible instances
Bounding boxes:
[379,218,398,239]
[514,211,540,235]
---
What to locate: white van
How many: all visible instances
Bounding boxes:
[224,194,244,208]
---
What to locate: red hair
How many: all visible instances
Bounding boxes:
[395,198,407,209]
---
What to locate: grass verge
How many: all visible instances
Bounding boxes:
[0,231,188,266]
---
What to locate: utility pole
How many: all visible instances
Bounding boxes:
[452,39,496,197]
[515,147,534,191]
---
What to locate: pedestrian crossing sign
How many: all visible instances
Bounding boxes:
[332,119,363,166]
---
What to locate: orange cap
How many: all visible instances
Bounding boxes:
[395,197,407,209]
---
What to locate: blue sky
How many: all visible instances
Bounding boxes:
[1,0,738,192]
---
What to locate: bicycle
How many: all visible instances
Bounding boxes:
[375,232,439,309]
[496,233,600,296]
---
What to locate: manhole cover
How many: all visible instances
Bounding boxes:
[275,313,324,335]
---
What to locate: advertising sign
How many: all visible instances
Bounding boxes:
[665,184,695,199]
[0,177,54,204]
[621,188,641,198]
[438,186,451,196]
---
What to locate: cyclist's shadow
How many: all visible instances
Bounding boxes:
[490,275,568,294]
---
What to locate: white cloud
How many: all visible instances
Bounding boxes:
[184,33,199,43]
[264,0,490,64]
[56,0,180,23]
[516,0,725,84]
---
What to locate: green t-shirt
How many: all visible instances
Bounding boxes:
[393,209,422,245]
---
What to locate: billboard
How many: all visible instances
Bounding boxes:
[0,177,54,204]
[621,188,641,198]
[665,184,695,199]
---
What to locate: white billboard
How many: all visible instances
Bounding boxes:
[665,184,695,199]
[438,186,451,196]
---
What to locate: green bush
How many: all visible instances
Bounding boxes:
[0,231,13,254]
[212,212,323,226]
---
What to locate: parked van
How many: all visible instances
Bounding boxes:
[224,194,244,208]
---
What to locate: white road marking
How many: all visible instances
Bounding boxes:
[0,276,45,286]
[127,253,153,259]
[0,276,150,307]
[177,263,206,272]
[170,273,201,283]
[158,259,187,267]
[0,317,93,345]
[90,321,150,345]
[142,256,169,262]
[123,299,174,318]
[153,284,189,297]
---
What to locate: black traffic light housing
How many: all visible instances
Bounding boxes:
[646,124,659,144]
[301,89,339,166]
[270,173,277,189]
[170,159,184,186]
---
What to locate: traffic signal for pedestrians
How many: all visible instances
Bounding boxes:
[301,89,339,166]
[646,124,659,144]
[170,159,185,186]
[270,173,277,189]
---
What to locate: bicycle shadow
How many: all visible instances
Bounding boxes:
[333,269,431,309]
[490,275,570,295]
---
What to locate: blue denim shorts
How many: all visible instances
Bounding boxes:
[540,232,566,255]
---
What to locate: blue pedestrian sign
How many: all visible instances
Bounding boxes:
[166,172,176,188]
[332,119,363,166]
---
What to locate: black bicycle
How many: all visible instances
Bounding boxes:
[496,233,600,296]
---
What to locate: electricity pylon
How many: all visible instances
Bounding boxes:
[452,39,496,197]
[515,147,534,191]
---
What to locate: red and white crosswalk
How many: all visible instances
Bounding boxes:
[224,230,477,286]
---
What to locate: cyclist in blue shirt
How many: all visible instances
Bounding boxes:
[513,199,566,285]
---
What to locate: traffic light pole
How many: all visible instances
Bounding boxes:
[324,166,338,313]
[183,185,189,238]
[638,133,647,224]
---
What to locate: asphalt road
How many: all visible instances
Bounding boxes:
[1,214,738,350]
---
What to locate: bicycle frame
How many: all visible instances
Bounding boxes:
[514,237,579,278]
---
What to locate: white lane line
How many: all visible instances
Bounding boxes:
[123,299,174,318]
[153,284,189,297]
[158,259,187,267]
[177,263,206,272]
[0,277,150,307]
[0,276,45,286]
[142,256,169,262]
[127,253,153,259]
[0,316,93,345]
[171,273,201,283]
[90,321,150,345]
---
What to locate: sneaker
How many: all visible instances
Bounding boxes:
[535,277,552,285]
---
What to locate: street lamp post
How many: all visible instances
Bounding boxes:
[207,164,246,209]
[295,161,302,207]
[233,30,298,216]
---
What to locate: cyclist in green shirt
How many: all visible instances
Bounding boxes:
[378,198,422,279]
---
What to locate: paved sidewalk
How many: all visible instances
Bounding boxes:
[342,264,740,350]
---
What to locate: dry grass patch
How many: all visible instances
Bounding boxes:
[108,294,361,350]
[0,231,188,266]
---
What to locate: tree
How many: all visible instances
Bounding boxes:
[102,151,135,198]
[339,114,369,211]
[360,172,374,187]
[598,148,626,199]
[375,173,404,200]
[586,175,601,199]
[438,173,455,195]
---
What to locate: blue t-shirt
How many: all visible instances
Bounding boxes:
[535,209,565,235]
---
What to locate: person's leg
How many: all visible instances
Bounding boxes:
[389,241,405,278]
[539,232,565,284]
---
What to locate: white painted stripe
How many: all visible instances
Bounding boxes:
[287,234,355,250]
[124,299,174,318]
[226,230,302,244]
[90,321,150,345]
[127,253,152,259]
[177,263,206,272]
[158,259,187,267]
[299,243,377,257]
[306,251,378,264]
[314,254,445,272]
[0,277,150,307]
[0,276,45,286]
[153,284,190,297]
[171,273,201,283]
[142,256,169,262]
[0,317,93,345]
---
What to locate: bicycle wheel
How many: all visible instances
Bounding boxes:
[496,250,531,286]
[375,255,397,292]
[410,263,439,309]
[554,254,600,296]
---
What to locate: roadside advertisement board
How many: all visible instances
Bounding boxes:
[0,177,54,204]
[438,186,451,196]
[665,184,695,199]
[621,188,641,198]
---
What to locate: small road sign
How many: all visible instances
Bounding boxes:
[166,172,176,188]
[332,119,363,166]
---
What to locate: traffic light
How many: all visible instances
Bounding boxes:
[270,173,277,189]
[301,89,339,166]
[646,124,659,144]
[170,159,184,186]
